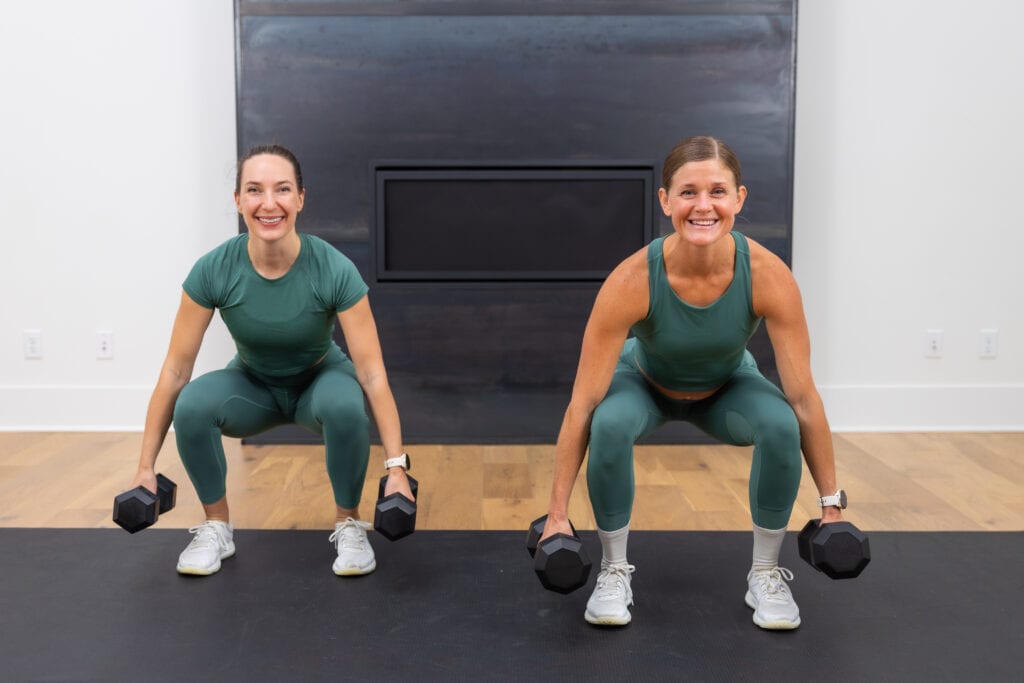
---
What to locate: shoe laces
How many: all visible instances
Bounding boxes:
[329,518,370,551]
[593,563,636,603]
[751,566,795,602]
[185,522,223,550]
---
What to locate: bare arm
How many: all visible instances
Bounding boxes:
[337,295,411,499]
[750,242,843,523]
[543,252,650,538]
[132,291,213,492]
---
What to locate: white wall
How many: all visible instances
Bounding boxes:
[1,0,238,428]
[793,0,1023,429]
[1,0,1021,431]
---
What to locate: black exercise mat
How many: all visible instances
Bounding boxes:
[1,529,1020,682]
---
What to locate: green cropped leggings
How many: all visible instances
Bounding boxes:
[172,345,369,509]
[587,340,802,531]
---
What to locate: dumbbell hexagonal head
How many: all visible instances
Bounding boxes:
[113,487,160,534]
[797,519,819,566]
[156,474,177,514]
[374,494,417,541]
[112,474,177,534]
[374,474,418,541]
[811,521,871,579]
[533,534,592,594]
[799,519,871,580]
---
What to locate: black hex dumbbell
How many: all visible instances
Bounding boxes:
[526,514,592,594]
[374,474,418,541]
[798,519,871,579]
[112,474,177,534]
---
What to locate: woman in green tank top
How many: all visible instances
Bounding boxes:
[540,136,847,630]
[124,146,412,578]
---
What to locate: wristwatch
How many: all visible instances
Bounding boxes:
[385,453,411,471]
[817,489,847,509]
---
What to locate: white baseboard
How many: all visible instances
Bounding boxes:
[0,385,151,431]
[1,384,1022,432]
[818,384,1024,432]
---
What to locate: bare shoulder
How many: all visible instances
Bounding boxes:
[745,236,801,317]
[746,236,790,276]
[606,245,650,293]
[593,244,651,326]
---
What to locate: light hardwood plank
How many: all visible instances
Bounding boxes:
[0,432,1021,532]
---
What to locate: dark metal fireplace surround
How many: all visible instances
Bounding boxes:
[235,0,797,444]
[375,164,654,282]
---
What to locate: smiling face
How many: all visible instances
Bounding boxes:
[658,158,747,247]
[234,153,305,244]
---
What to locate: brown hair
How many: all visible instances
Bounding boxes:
[661,136,742,190]
[235,144,304,193]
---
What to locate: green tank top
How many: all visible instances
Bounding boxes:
[630,231,762,392]
[183,233,368,377]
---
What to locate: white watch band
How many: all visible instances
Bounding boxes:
[385,453,410,471]
[817,489,846,508]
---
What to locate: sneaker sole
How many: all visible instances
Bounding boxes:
[744,591,801,630]
[333,560,377,576]
[584,611,632,626]
[176,547,235,576]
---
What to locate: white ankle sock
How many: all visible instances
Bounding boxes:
[751,523,787,572]
[597,524,630,567]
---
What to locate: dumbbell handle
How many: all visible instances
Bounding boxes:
[377,473,419,500]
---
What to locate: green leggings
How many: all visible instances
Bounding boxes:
[587,340,802,531]
[172,345,369,508]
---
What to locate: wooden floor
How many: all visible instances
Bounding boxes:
[1,431,1021,532]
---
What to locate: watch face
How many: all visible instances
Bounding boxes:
[839,489,848,509]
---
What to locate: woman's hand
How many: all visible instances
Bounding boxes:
[126,469,158,496]
[819,506,844,524]
[383,467,415,502]
[539,514,574,543]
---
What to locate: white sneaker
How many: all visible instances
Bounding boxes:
[745,566,801,630]
[330,518,376,576]
[584,563,635,626]
[176,520,235,576]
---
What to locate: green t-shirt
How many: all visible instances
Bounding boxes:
[183,233,368,377]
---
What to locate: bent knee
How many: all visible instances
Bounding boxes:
[314,396,369,428]
[173,383,221,429]
[590,403,642,451]
[760,411,800,451]
[764,405,801,451]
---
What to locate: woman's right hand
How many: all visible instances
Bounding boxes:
[540,515,575,543]
[127,469,158,495]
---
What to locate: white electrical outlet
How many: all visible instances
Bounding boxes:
[924,329,944,358]
[96,331,114,359]
[979,328,999,359]
[23,329,43,359]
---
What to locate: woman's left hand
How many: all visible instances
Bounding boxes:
[383,468,415,502]
[819,506,844,524]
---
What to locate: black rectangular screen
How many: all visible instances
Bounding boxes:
[375,166,654,282]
